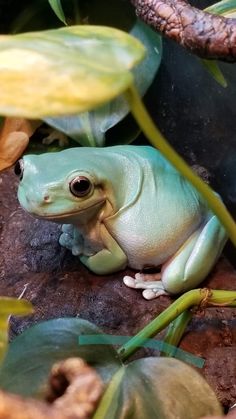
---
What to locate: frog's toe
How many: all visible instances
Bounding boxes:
[123,274,168,299]
[134,272,144,281]
[123,275,136,288]
[71,244,83,256]
[142,288,168,300]
[123,275,164,290]
[61,224,74,234]
[42,130,69,147]
[59,232,74,249]
[123,275,149,289]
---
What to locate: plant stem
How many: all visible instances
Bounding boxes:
[125,85,236,246]
[93,367,125,419]
[118,289,236,361]
[160,310,193,357]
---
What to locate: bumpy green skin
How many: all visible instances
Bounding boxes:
[17,146,227,300]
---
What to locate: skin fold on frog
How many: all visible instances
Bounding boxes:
[15,145,227,300]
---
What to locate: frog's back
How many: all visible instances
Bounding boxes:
[106,145,175,174]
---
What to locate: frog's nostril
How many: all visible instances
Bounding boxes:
[43,195,50,202]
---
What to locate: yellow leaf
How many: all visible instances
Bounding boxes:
[0,26,146,118]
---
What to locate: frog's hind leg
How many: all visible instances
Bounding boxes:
[124,214,227,300]
[161,214,227,294]
[123,272,168,300]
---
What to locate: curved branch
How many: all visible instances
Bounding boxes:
[131,0,236,62]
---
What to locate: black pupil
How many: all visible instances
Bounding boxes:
[73,178,90,194]
[14,160,23,178]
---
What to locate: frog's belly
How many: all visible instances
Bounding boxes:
[105,210,203,270]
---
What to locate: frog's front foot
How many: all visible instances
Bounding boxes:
[59,224,96,257]
[42,129,69,147]
[60,224,74,246]
[123,272,168,300]
[59,224,83,255]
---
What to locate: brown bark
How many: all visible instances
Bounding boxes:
[46,358,104,418]
[131,0,236,62]
[0,358,104,419]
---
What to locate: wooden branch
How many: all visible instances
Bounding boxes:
[131,0,236,62]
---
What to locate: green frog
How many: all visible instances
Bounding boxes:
[16,145,227,299]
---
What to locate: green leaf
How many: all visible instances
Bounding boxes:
[201,59,227,88]
[45,20,162,146]
[0,298,33,365]
[95,358,222,419]
[0,25,145,118]
[48,0,67,25]
[224,9,236,16]
[205,0,236,16]
[0,297,33,316]
[0,318,121,398]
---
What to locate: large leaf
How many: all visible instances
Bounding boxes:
[94,358,222,419]
[0,297,33,365]
[0,313,222,418]
[0,25,145,118]
[45,19,162,146]
[0,318,121,397]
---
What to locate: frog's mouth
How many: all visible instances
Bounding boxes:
[25,199,106,222]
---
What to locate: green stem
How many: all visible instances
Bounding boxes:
[118,289,236,361]
[93,367,125,419]
[125,85,236,247]
[160,310,192,357]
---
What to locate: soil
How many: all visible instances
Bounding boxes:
[0,167,235,410]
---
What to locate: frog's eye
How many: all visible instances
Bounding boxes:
[69,176,92,197]
[14,159,24,180]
